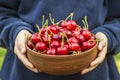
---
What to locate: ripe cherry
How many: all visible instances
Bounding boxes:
[81,40,96,52]
[59,27,67,32]
[82,29,91,40]
[61,21,67,28]
[46,48,56,55]
[69,43,81,51]
[27,40,34,49]
[72,30,80,37]
[42,35,52,45]
[76,34,85,44]
[57,46,68,55]
[68,37,78,43]
[47,25,58,34]
[51,40,61,49]
[66,20,77,31]
[52,33,62,41]
[64,30,72,38]
[36,42,47,51]
[41,27,46,34]
[31,33,41,44]
[81,41,91,51]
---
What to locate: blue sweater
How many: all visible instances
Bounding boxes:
[0,0,120,80]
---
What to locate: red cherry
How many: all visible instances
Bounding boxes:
[27,40,34,49]
[81,41,91,51]
[82,29,92,40]
[88,39,96,48]
[57,46,68,55]
[46,48,56,55]
[64,30,72,38]
[36,42,47,51]
[59,28,67,32]
[31,33,41,44]
[51,40,61,49]
[81,40,96,51]
[76,34,85,44]
[90,35,96,40]
[61,21,67,28]
[64,42,69,49]
[41,27,46,34]
[42,35,52,45]
[52,34,62,41]
[69,43,81,51]
[66,20,77,30]
[72,30,80,37]
[47,25,58,34]
[68,37,78,43]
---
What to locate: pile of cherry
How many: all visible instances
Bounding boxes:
[27,14,97,55]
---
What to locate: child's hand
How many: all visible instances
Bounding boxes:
[81,32,108,74]
[14,30,39,73]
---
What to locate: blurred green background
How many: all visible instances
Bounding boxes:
[0,47,120,73]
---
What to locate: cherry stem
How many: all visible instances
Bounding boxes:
[56,20,64,25]
[82,16,88,29]
[64,33,70,45]
[61,33,65,47]
[77,25,81,32]
[43,19,48,28]
[70,12,74,20]
[36,24,41,32]
[49,13,54,24]
[42,15,45,27]
[36,24,42,42]
[48,29,54,36]
[82,20,86,29]
[85,16,88,29]
[65,12,74,21]
[48,35,51,48]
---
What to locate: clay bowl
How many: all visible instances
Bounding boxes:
[26,43,98,76]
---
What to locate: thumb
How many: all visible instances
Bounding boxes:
[95,32,107,51]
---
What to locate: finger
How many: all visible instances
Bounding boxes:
[15,49,34,68]
[95,32,107,51]
[90,47,107,66]
[98,39,106,51]
[81,64,98,75]
[15,49,39,73]
[15,46,39,73]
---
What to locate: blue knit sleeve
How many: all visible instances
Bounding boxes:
[92,0,120,55]
[0,0,35,51]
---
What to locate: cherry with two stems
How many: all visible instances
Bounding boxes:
[81,16,92,40]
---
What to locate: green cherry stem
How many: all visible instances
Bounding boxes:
[42,15,45,27]
[84,16,88,29]
[64,32,70,45]
[56,20,63,25]
[82,20,86,29]
[65,12,74,21]
[36,24,42,42]
[36,24,41,32]
[70,12,74,20]
[82,16,89,30]
[49,13,54,24]
[43,19,48,28]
